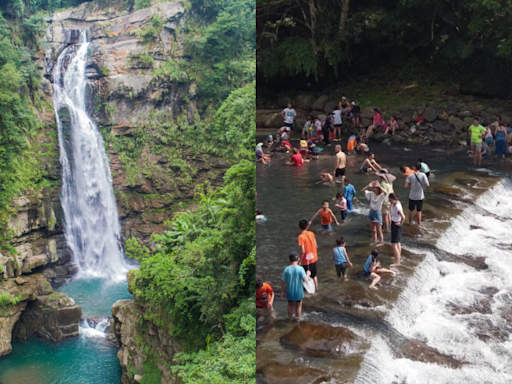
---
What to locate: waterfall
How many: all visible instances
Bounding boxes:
[53,31,130,281]
[355,179,512,384]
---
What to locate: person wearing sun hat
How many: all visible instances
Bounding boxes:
[376,169,396,231]
[361,180,389,245]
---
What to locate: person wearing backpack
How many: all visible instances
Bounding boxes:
[405,162,430,226]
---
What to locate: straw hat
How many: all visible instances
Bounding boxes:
[376,169,397,183]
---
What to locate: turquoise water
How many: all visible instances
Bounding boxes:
[0,278,132,384]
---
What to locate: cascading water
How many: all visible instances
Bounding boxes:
[53,31,130,280]
[355,179,512,384]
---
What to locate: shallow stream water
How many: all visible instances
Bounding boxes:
[256,139,512,383]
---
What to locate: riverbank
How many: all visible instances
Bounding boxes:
[255,142,511,383]
[257,89,512,146]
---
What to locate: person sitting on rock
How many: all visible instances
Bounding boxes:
[308,140,321,159]
[384,116,399,135]
[350,101,362,128]
[363,249,396,291]
[363,108,384,140]
[339,96,351,117]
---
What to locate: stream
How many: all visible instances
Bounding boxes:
[0,32,134,383]
[256,139,512,383]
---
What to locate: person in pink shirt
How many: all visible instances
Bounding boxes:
[363,108,383,140]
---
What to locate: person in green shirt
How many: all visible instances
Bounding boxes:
[468,117,486,166]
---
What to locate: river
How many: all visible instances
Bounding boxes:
[256,139,512,383]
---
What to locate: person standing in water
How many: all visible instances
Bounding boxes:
[333,237,352,281]
[298,219,319,291]
[309,200,340,230]
[376,169,396,231]
[333,192,348,222]
[363,249,396,291]
[343,179,357,211]
[334,145,347,184]
[495,124,509,159]
[281,102,297,131]
[256,279,275,314]
[281,251,309,321]
[468,117,486,166]
[405,162,429,226]
[362,181,388,245]
[389,193,405,266]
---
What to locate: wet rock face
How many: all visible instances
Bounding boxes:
[260,362,331,384]
[14,291,81,343]
[399,340,465,369]
[112,299,182,384]
[0,274,80,356]
[281,322,358,358]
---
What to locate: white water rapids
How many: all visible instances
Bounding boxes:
[52,31,130,281]
[355,179,512,384]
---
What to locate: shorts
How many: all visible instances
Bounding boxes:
[299,148,307,155]
[322,224,332,230]
[288,300,302,303]
[351,112,360,119]
[368,209,382,224]
[408,199,424,212]
[359,167,369,174]
[363,270,371,277]
[335,263,348,277]
[375,124,383,130]
[335,168,346,177]
[334,124,342,128]
[382,201,391,214]
[340,210,348,221]
[391,222,403,243]
[472,142,482,152]
[303,261,317,279]
[425,171,430,178]
[285,122,294,130]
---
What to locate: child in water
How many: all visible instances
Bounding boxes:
[321,171,334,183]
[256,209,267,222]
[309,200,340,230]
[343,179,357,211]
[363,249,396,291]
[334,192,348,222]
[333,237,352,281]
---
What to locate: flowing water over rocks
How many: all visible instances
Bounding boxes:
[256,142,512,383]
[53,31,131,280]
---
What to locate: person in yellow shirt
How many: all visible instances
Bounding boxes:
[468,117,486,166]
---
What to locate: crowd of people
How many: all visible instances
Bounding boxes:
[255,98,507,322]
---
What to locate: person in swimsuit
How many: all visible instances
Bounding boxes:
[495,124,509,158]
[359,152,382,173]
[333,145,347,184]
[321,170,334,182]
[363,249,396,291]
[309,200,340,230]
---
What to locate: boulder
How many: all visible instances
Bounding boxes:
[323,101,338,113]
[468,102,485,115]
[399,340,465,369]
[372,132,386,142]
[129,197,145,212]
[277,96,291,108]
[294,94,316,109]
[261,362,330,384]
[423,107,437,123]
[312,95,328,111]
[434,186,462,197]
[14,291,81,342]
[281,322,357,358]
[433,121,452,134]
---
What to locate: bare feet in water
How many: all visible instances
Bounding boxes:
[369,285,378,291]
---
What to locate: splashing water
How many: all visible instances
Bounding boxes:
[356,179,512,384]
[53,31,130,280]
[80,318,111,339]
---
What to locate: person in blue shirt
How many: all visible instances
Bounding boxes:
[333,237,353,281]
[363,249,396,291]
[343,178,357,211]
[281,251,309,321]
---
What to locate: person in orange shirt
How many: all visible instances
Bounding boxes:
[400,165,414,176]
[298,219,320,291]
[256,279,274,313]
[309,200,340,230]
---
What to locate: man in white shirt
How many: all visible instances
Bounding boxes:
[404,163,430,226]
[332,106,343,141]
[281,103,297,131]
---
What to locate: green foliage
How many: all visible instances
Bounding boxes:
[0,292,22,307]
[136,16,163,45]
[134,0,152,11]
[152,60,187,83]
[172,313,255,383]
[139,357,162,384]
[129,53,154,69]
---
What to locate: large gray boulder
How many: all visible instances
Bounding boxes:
[423,107,437,123]
[312,95,328,111]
